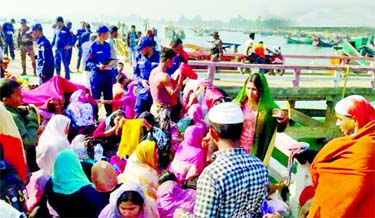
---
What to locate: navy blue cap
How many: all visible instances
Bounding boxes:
[56,16,64,23]
[96,25,109,34]
[136,37,153,51]
[20,18,27,23]
[32,23,43,31]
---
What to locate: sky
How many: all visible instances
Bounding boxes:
[2,0,375,27]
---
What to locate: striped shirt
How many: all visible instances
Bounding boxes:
[180,148,269,218]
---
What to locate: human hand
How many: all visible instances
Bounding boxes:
[64,45,72,50]
[141,80,149,87]
[173,208,185,218]
[99,64,107,71]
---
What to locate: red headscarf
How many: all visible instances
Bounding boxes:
[334,95,375,129]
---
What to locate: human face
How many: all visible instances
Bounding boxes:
[32,30,41,39]
[5,86,23,107]
[118,201,141,218]
[246,81,259,103]
[114,114,125,126]
[165,57,175,69]
[336,113,356,136]
[173,44,183,55]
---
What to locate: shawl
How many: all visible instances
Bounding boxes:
[232,73,280,161]
[308,120,375,217]
[118,118,143,158]
[52,149,93,195]
[37,114,71,175]
[98,180,159,218]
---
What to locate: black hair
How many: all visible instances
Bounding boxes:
[131,25,136,29]
[249,32,255,38]
[138,112,156,141]
[209,121,243,142]
[0,78,20,100]
[116,190,144,208]
[110,26,119,34]
[158,170,177,185]
[86,23,91,29]
[160,47,176,63]
[170,38,183,48]
[248,73,263,96]
[110,110,126,125]
[116,74,127,84]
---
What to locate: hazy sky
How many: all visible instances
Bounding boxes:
[2,0,375,27]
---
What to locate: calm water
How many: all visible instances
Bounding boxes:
[39,21,334,65]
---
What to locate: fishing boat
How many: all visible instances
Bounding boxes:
[286,36,313,45]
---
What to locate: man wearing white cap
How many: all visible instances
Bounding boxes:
[175,102,269,218]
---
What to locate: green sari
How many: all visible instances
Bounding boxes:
[233,73,285,161]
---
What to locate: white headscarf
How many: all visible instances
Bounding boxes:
[99,181,159,218]
[36,114,71,175]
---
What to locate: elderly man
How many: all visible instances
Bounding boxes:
[175,102,269,218]
[308,95,375,218]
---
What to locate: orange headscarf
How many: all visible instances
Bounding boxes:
[91,161,118,192]
[135,140,158,170]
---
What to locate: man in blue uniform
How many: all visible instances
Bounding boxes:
[31,24,54,84]
[79,23,92,71]
[51,16,73,80]
[86,25,114,117]
[75,21,87,72]
[2,19,15,60]
[133,36,160,117]
[66,21,75,69]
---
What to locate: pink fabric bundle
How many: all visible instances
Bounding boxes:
[22,76,86,110]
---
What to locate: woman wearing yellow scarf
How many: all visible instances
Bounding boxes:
[118,140,159,200]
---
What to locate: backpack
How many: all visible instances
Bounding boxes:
[0,143,28,213]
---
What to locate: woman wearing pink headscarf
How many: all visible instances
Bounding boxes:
[168,125,206,182]
[65,89,95,136]
[308,95,375,218]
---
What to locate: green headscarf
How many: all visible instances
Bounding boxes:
[52,149,93,195]
[233,72,279,160]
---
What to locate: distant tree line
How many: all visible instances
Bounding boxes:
[176,15,293,29]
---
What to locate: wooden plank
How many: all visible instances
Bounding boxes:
[289,109,323,127]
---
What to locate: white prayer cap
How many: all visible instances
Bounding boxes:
[208,102,244,124]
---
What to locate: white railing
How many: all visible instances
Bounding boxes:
[188,60,375,88]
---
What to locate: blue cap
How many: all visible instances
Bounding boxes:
[32,23,43,31]
[96,25,109,34]
[136,37,153,51]
[56,16,64,23]
[20,18,27,23]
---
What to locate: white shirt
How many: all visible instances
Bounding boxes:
[243,38,254,55]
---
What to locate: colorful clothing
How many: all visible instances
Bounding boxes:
[168,126,205,182]
[308,119,375,216]
[233,73,288,161]
[180,148,269,218]
[118,118,143,158]
[99,180,159,218]
[65,90,95,129]
[36,114,71,175]
[0,103,27,182]
[118,140,159,200]
[157,181,195,218]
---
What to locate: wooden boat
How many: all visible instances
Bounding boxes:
[286,37,313,45]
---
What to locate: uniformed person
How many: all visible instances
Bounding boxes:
[133,36,160,117]
[31,23,54,84]
[2,19,15,60]
[18,19,36,76]
[86,25,114,117]
[51,16,73,80]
